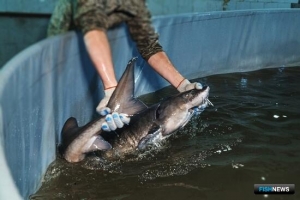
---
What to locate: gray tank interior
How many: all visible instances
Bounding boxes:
[1,9,300,199]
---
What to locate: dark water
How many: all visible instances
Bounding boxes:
[31,67,300,200]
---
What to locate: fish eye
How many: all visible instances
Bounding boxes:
[184,93,192,99]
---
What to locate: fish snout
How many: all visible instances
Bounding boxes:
[202,85,208,90]
[188,85,211,108]
[201,85,210,92]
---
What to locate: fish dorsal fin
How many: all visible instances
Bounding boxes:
[107,57,147,115]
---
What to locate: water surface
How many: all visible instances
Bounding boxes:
[31,67,300,200]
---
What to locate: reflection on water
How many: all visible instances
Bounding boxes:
[31,67,300,200]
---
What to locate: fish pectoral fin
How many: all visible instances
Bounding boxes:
[138,127,162,151]
[83,136,112,153]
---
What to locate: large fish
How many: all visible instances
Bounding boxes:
[60,58,211,162]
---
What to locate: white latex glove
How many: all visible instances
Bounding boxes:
[177,79,203,92]
[96,87,131,132]
[96,87,115,115]
[101,111,131,132]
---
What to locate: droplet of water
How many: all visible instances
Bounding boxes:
[273,115,279,118]
[226,145,232,151]
[279,66,285,72]
[215,150,222,154]
[241,77,247,84]
[232,162,244,169]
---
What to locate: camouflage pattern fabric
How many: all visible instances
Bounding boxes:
[47,0,163,60]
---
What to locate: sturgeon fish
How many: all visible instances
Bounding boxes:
[60,58,211,162]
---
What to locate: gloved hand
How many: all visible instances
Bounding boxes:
[96,87,116,115]
[177,79,203,92]
[96,87,131,132]
[177,79,210,115]
[101,110,130,132]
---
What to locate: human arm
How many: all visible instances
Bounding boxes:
[126,2,202,92]
[74,1,128,130]
[83,30,118,95]
[147,52,202,91]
